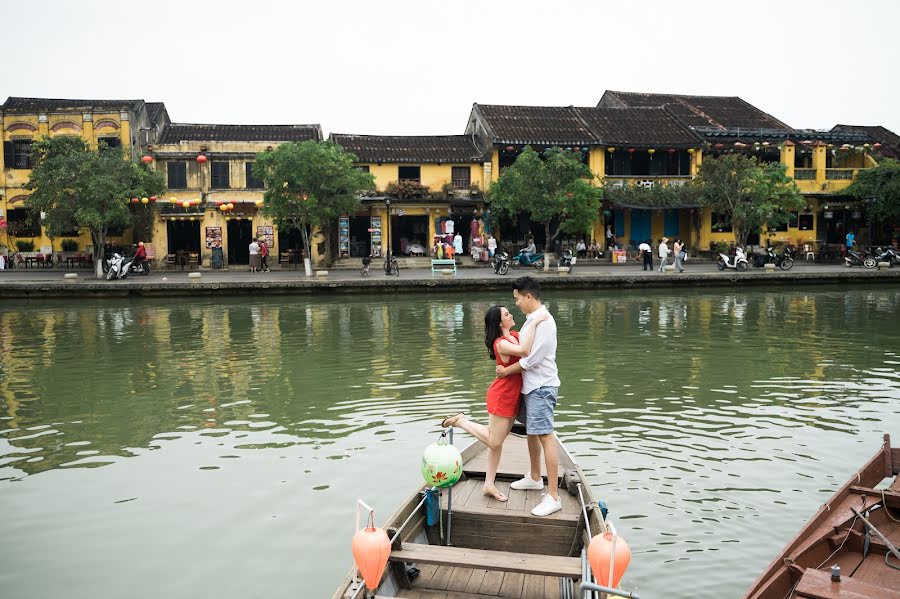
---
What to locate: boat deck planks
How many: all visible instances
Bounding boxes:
[393,566,563,599]
[462,434,575,480]
[440,478,581,525]
[389,543,582,578]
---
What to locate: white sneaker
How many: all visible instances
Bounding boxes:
[531,493,562,517]
[510,475,544,490]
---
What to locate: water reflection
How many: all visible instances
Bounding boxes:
[0,288,898,599]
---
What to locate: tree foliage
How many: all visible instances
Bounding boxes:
[844,158,900,223]
[693,154,805,248]
[602,182,701,209]
[253,141,374,266]
[487,147,602,255]
[24,135,165,278]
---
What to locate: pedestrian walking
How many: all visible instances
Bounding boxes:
[657,237,670,272]
[638,240,653,270]
[673,239,685,273]
[249,238,261,272]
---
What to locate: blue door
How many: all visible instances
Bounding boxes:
[664,209,680,237]
[630,210,651,246]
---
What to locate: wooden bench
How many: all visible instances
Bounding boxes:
[431,259,457,277]
[389,542,581,579]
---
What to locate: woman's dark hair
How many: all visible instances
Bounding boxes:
[484,305,504,359]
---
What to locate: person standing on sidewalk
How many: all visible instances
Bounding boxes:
[638,240,653,271]
[259,239,271,272]
[673,239,685,273]
[657,237,670,272]
[248,238,261,273]
[495,276,562,517]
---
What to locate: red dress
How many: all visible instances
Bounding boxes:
[486,331,523,417]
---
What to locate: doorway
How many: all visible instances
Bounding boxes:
[166,221,201,253]
[227,219,253,265]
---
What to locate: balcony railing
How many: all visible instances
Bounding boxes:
[452,178,471,190]
[793,168,816,180]
[825,168,856,180]
[603,175,691,189]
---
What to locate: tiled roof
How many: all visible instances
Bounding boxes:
[575,106,700,148]
[330,134,488,163]
[158,123,322,143]
[146,102,168,125]
[598,91,791,131]
[1,97,143,112]
[832,124,900,147]
[472,105,596,145]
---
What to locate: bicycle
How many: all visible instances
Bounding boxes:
[360,256,372,277]
[384,251,399,276]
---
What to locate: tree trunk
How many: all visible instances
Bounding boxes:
[543,221,552,272]
[300,222,313,277]
[92,228,106,279]
[323,218,333,267]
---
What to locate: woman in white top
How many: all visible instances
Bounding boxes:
[248,238,261,272]
[657,237,670,272]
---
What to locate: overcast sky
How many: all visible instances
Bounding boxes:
[3,0,898,136]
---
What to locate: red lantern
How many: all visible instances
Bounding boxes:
[627,148,635,154]
[131,197,139,204]
[505,145,515,152]
[149,196,157,203]
[141,155,153,164]
[196,154,208,164]
[873,142,883,149]
[714,143,724,150]
[216,201,224,207]
[667,148,676,154]
[587,531,632,589]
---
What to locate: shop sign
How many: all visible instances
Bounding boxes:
[205,227,222,249]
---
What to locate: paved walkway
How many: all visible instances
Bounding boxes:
[1,260,898,298]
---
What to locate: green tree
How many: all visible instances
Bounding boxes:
[24,136,165,278]
[844,158,900,225]
[488,147,602,269]
[694,154,804,248]
[253,140,374,274]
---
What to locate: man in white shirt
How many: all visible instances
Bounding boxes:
[657,237,670,272]
[638,240,653,271]
[496,276,562,516]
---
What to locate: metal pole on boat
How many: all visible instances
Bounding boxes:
[446,428,453,545]
[850,507,900,562]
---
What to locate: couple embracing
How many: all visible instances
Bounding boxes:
[441,276,562,517]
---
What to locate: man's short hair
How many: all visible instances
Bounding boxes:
[513,276,541,299]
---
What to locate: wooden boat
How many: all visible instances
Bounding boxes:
[332,426,630,599]
[743,434,900,599]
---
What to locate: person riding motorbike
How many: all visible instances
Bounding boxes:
[523,238,536,258]
[132,241,147,269]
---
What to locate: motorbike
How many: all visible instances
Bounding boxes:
[844,247,876,269]
[870,246,900,267]
[752,246,794,270]
[717,247,749,272]
[105,253,139,280]
[558,248,575,270]
[511,249,544,270]
[493,250,510,275]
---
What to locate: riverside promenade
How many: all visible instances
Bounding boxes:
[1,262,899,298]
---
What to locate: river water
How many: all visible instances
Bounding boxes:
[1,287,899,598]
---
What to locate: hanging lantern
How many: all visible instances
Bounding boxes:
[219,204,227,212]
[753,142,761,151]
[301,193,309,201]
[687,148,696,155]
[714,143,724,149]
[863,143,871,151]
[193,199,201,206]
[255,200,264,207]
[587,531,632,589]
[762,141,770,147]
[351,517,391,591]
[179,216,186,221]
[141,155,153,165]
[182,201,191,209]
[149,196,157,203]
[216,201,224,207]
[505,145,515,152]
[573,146,580,152]
[170,197,179,205]
[667,148,676,154]
[627,148,635,154]
[141,197,149,204]
[734,142,747,149]
[647,149,656,156]
[227,203,235,210]
[607,147,616,153]
[421,438,462,488]
[188,216,195,221]
[873,142,883,149]
[840,144,850,151]
[196,154,208,164]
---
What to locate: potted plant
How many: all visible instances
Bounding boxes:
[16,240,35,252]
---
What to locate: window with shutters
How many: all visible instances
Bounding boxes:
[167,162,187,189]
[451,166,470,189]
[4,140,34,169]
[245,162,264,189]
[211,162,230,189]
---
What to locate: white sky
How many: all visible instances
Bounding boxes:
[2,0,898,136]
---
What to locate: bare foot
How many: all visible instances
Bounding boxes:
[482,485,508,502]
[440,413,465,428]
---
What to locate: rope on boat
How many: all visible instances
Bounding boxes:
[851,506,900,571]
[882,488,900,523]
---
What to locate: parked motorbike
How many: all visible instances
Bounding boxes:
[511,249,544,270]
[717,247,749,272]
[558,248,575,270]
[493,250,510,275]
[870,246,900,267]
[105,253,137,280]
[755,246,794,270]
[844,248,876,269]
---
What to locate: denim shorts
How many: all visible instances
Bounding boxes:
[516,386,559,435]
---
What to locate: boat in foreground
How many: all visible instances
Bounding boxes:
[743,433,900,599]
[332,426,635,599]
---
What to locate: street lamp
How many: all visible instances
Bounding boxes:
[384,198,392,273]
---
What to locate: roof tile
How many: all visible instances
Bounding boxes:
[330,134,488,163]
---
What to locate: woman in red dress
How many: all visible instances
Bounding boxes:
[441,305,547,501]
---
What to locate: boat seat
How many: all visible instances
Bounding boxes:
[795,567,900,599]
[389,542,582,579]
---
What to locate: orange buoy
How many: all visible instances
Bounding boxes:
[351,524,391,590]
[587,531,631,588]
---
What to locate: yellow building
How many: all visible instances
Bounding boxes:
[1,97,157,260]
[329,134,490,259]
[148,119,322,268]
